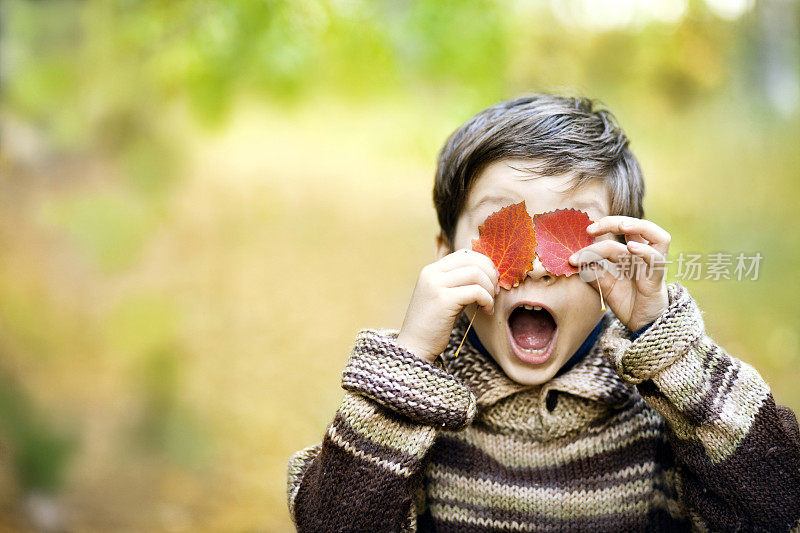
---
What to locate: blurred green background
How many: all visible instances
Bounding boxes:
[1,0,798,530]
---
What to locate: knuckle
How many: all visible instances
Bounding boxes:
[421,272,440,291]
[432,288,448,307]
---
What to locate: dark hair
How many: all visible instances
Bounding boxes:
[433,92,645,250]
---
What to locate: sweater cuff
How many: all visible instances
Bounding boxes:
[604,281,705,384]
[629,320,655,341]
[341,328,477,430]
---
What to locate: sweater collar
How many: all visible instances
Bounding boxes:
[440,311,635,414]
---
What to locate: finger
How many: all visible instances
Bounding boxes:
[569,240,630,266]
[439,248,499,283]
[569,241,630,286]
[442,265,498,296]
[587,216,670,255]
[626,240,667,284]
[581,260,617,290]
[449,285,495,315]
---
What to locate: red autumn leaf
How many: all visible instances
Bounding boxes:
[471,200,537,290]
[532,208,594,277]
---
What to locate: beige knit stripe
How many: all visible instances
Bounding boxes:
[424,504,543,532]
[654,336,770,463]
[286,443,321,518]
[338,392,436,457]
[445,410,662,469]
[326,424,415,477]
[427,477,656,519]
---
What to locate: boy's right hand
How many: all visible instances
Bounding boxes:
[395,249,499,364]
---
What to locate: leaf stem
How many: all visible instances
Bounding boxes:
[594,267,606,311]
[454,308,478,358]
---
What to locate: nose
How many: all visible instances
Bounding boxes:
[527,257,555,284]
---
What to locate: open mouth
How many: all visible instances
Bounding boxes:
[507,303,558,365]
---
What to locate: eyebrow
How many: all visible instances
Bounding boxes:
[570,199,604,212]
[470,195,604,213]
[470,193,519,211]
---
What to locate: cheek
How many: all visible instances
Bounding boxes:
[563,279,603,322]
[472,302,510,344]
[452,219,478,250]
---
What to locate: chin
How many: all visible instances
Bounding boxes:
[496,354,560,386]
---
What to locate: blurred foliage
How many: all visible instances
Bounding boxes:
[1,0,799,530]
[0,370,77,493]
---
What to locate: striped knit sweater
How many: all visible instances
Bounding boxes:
[286,282,800,531]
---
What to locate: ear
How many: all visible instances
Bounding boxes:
[435,232,452,261]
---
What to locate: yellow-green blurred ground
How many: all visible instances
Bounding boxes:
[2,0,799,531]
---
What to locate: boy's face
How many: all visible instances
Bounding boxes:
[436,158,613,385]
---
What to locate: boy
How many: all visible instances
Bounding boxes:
[285,93,800,531]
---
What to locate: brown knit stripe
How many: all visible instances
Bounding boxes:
[425,495,689,532]
[428,460,676,496]
[428,433,668,489]
[676,342,732,426]
[419,506,691,533]
[425,483,657,517]
[293,433,421,531]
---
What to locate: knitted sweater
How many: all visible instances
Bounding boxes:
[286,282,800,532]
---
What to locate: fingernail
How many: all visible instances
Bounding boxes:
[569,253,577,262]
[587,223,597,231]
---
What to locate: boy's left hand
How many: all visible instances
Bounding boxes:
[569,216,670,332]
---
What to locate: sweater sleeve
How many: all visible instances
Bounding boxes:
[286,327,477,532]
[601,281,800,532]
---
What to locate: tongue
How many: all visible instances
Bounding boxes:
[510,310,555,350]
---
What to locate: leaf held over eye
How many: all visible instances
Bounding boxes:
[471,201,537,290]
[533,208,594,277]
